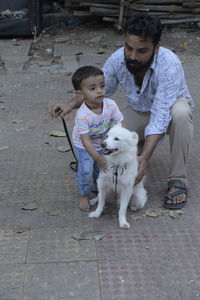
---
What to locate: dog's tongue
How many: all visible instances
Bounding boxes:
[103,148,118,155]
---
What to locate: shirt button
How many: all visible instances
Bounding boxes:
[136,90,140,94]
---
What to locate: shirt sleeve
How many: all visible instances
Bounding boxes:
[111,101,124,123]
[145,62,183,137]
[102,56,119,97]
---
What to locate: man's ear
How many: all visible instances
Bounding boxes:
[155,41,160,52]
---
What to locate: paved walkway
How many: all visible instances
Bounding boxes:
[0,26,200,300]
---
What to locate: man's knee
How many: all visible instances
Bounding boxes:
[171,98,192,122]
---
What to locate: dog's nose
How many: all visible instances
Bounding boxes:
[101,141,106,148]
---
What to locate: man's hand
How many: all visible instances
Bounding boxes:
[49,103,73,119]
[135,155,148,185]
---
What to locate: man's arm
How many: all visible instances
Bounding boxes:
[49,94,84,118]
[135,134,162,184]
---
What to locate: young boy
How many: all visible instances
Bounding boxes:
[72,66,124,211]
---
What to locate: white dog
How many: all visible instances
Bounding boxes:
[89,123,147,229]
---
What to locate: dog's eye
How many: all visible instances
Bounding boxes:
[114,137,119,141]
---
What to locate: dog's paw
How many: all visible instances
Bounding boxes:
[119,221,130,229]
[129,204,139,211]
[89,211,101,218]
[90,197,98,206]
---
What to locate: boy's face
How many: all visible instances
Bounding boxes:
[76,75,105,108]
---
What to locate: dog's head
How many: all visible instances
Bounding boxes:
[101,123,138,155]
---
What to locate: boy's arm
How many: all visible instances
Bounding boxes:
[81,134,108,172]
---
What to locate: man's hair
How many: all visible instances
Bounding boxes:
[124,13,162,45]
[72,66,104,90]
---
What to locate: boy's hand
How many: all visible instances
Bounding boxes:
[97,156,108,173]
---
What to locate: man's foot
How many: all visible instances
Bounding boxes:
[79,196,90,211]
[163,180,187,210]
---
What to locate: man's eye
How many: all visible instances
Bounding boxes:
[114,137,119,141]
[139,49,147,54]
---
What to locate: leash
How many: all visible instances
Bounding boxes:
[111,164,127,197]
[56,109,78,172]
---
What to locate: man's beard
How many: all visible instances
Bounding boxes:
[125,51,155,75]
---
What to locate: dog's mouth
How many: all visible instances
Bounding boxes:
[103,148,118,155]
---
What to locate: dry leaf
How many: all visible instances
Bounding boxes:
[47,209,60,216]
[14,226,31,233]
[97,49,105,54]
[72,231,106,241]
[11,120,24,124]
[49,130,66,137]
[129,215,142,221]
[168,210,184,218]
[0,145,8,151]
[21,203,38,210]
[143,209,160,218]
[57,146,70,152]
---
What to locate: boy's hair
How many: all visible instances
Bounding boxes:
[72,66,104,90]
[124,13,162,46]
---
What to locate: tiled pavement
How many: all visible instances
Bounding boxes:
[0,29,200,300]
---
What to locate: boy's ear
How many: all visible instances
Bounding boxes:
[75,90,82,96]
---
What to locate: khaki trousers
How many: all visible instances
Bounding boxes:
[123,98,193,186]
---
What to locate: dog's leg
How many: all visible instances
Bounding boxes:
[118,187,132,229]
[88,187,106,219]
[130,181,147,211]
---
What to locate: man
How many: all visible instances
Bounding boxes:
[51,13,194,209]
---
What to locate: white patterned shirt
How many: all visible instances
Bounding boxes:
[102,46,194,136]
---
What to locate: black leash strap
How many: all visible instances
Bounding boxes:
[55,108,78,172]
[60,116,78,172]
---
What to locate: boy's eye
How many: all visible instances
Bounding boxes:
[114,137,119,141]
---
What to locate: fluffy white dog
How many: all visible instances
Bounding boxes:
[89,123,147,229]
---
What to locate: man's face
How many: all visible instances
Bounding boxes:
[124,33,159,74]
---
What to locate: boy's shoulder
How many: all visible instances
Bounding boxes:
[103,97,119,109]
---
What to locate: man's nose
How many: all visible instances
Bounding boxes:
[130,50,137,60]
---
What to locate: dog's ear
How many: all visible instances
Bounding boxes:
[132,131,139,144]
[115,122,122,128]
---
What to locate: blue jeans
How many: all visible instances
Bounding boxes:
[75,147,103,196]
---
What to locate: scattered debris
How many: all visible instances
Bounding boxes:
[45,141,56,147]
[72,231,106,241]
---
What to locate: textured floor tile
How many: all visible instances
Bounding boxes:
[170,258,200,300]
[98,259,181,300]
[0,230,29,264]
[27,228,96,263]
[23,262,101,300]
[0,264,25,300]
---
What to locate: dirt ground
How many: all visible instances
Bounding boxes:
[37,19,200,57]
